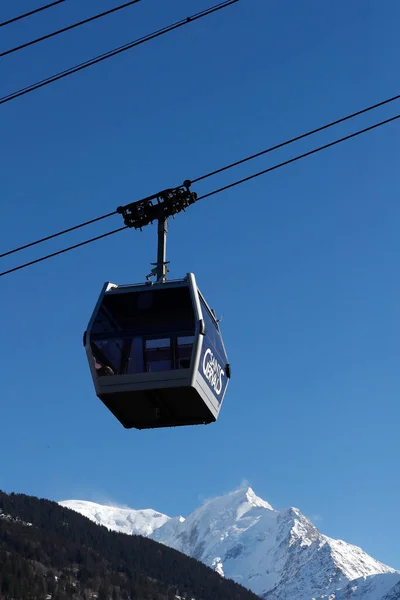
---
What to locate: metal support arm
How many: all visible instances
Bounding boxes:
[156,216,168,282]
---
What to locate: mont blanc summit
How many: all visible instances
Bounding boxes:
[151,488,397,599]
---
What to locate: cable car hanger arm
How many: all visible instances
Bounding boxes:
[117,180,198,283]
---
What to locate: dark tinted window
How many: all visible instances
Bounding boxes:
[145,338,172,372]
[90,285,195,376]
[177,335,195,369]
[94,286,194,336]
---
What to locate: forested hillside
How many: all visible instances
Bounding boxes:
[0,490,259,600]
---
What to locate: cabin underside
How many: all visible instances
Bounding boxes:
[98,385,217,429]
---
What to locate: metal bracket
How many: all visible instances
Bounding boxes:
[116,180,197,230]
[117,180,197,284]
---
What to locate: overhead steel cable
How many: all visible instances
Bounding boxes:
[195,113,400,202]
[0,91,398,261]
[1,111,398,279]
[0,0,238,106]
[0,1,65,28]
[0,227,128,278]
[191,92,400,184]
[0,211,117,259]
[1,0,142,59]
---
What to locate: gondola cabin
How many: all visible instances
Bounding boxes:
[84,273,230,429]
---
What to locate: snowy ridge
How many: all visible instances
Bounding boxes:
[59,488,398,600]
[316,573,400,600]
[59,499,170,537]
[322,536,395,581]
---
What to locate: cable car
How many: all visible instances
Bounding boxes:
[83,273,230,429]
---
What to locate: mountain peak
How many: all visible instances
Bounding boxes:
[245,487,273,510]
[202,487,273,514]
[150,492,396,599]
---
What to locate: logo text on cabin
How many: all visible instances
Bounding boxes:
[202,349,224,395]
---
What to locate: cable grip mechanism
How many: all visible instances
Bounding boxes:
[116,180,197,283]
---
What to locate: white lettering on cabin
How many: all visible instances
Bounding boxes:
[202,348,225,396]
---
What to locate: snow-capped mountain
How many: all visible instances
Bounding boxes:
[59,488,398,600]
[59,499,170,536]
[151,488,397,600]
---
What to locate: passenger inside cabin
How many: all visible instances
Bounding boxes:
[93,356,114,376]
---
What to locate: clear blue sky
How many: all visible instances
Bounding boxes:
[1,0,399,570]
